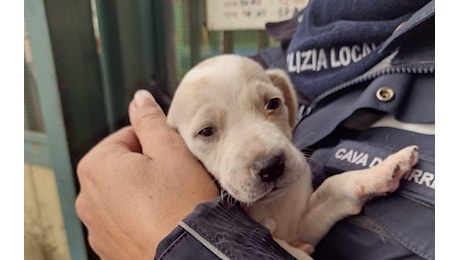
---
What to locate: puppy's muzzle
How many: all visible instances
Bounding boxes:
[252,153,285,183]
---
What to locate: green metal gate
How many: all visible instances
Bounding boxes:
[24,0,281,259]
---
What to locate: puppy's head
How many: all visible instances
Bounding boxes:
[167,54,308,203]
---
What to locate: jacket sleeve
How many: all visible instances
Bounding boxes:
[154,198,296,260]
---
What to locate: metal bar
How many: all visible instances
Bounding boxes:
[223,31,234,54]
[95,0,175,120]
[151,0,177,96]
[42,0,110,164]
[188,0,202,66]
[115,0,151,104]
[92,0,123,132]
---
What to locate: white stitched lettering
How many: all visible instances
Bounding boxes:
[403,169,435,190]
[296,50,301,73]
[334,147,435,191]
[369,156,383,167]
[339,46,351,66]
[330,47,341,68]
[317,48,328,71]
[335,148,368,166]
[351,45,362,61]
[287,43,377,73]
[406,169,423,183]
[300,50,314,71]
[287,52,296,72]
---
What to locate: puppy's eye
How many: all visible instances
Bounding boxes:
[266,98,281,110]
[197,127,215,137]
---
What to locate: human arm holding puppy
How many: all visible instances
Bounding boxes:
[75,90,295,260]
[75,90,219,259]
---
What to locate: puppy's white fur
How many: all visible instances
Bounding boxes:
[167,54,418,259]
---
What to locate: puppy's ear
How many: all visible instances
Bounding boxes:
[266,69,298,129]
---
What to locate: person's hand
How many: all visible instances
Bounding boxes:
[75,89,219,259]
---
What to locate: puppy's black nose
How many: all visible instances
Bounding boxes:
[257,154,285,182]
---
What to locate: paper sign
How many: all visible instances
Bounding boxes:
[206,0,309,30]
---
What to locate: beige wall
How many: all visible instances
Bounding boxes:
[24,163,71,260]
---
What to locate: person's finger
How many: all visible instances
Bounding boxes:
[129,89,184,158]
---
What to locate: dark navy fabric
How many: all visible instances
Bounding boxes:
[304,127,435,260]
[155,226,222,260]
[155,199,295,260]
[313,213,429,260]
[285,1,435,259]
[293,73,414,148]
[308,131,435,259]
[365,195,435,260]
[182,200,296,260]
[285,0,430,102]
[292,72,435,149]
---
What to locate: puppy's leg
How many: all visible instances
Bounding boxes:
[298,145,418,246]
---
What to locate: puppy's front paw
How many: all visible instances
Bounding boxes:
[358,145,418,199]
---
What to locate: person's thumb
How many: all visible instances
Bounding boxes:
[129,89,178,157]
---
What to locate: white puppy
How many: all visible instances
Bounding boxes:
[166,54,418,259]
